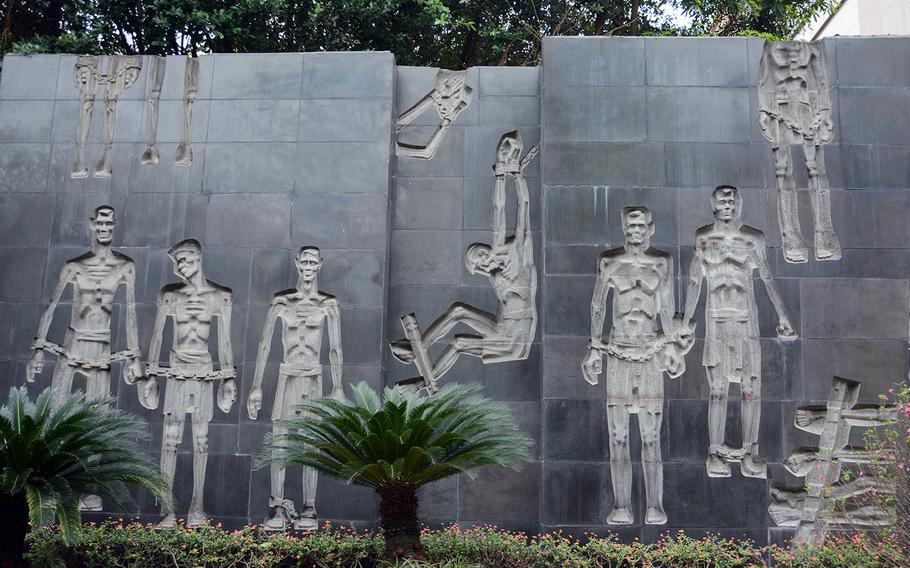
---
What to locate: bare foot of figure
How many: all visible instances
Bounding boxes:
[607,507,634,525]
[186,510,209,528]
[706,453,732,478]
[645,506,668,525]
[156,513,177,530]
[740,453,768,479]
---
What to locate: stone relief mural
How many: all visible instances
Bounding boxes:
[582,206,691,526]
[758,41,840,263]
[682,186,797,479]
[176,57,200,166]
[25,205,143,511]
[395,69,473,160]
[247,247,344,531]
[769,377,897,544]
[72,55,142,178]
[142,239,237,529]
[390,131,538,394]
[141,56,166,165]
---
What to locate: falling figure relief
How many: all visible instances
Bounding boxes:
[769,377,897,544]
[141,56,167,165]
[390,131,538,394]
[25,205,143,512]
[682,186,797,479]
[758,40,839,263]
[395,69,473,160]
[95,56,142,178]
[582,207,691,526]
[176,57,199,166]
[247,247,345,531]
[139,239,237,529]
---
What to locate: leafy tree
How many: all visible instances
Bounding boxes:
[260,382,532,559]
[2,1,838,65]
[0,387,172,564]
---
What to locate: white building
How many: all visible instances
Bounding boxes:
[799,0,910,39]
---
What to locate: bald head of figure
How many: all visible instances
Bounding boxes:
[621,206,654,246]
[711,185,742,222]
[295,246,323,284]
[89,205,117,245]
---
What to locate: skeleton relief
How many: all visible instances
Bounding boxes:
[758,40,839,263]
[26,205,143,511]
[176,57,200,166]
[140,239,237,529]
[769,377,897,544]
[395,69,473,160]
[390,131,538,394]
[582,207,690,526]
[73,55,143,178]
[247,247,345,531]
[141,56,167,165]
[682,186,797,479]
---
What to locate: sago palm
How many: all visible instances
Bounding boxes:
[0,387,172,563]
[261,382,532,558]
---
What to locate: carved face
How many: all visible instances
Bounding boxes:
[296,249,322,283]
[495,131,523,172]
[90,208,116,245]
[465,243,495,275]
[173,251,201,280]
[711,188,740,222]
[621,208,653,245]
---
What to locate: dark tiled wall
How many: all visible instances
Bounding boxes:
[0,37,908,540]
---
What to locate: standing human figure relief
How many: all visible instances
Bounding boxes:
[247,247,345,531]
[581,207,691,526]
[390,131,538,394]
[94,55,142,178]
[25,205,143,511]
[176,57,200,166]
[395,69,473,160]
[141,56,167,165]
[139,239,237,529]
[72,56,101,178]
[682,185,797,479]
[758,40,839,263]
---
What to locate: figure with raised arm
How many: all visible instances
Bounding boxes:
[682,185,797,479]
[395,69,473,160]
[581,207,688,525]
[390,130,538,393]
[247,247,344,531]
[141,239,237,529]
[26,205,143,511]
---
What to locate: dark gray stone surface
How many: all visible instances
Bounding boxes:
[0,37,908,542]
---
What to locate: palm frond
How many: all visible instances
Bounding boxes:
[259,381,532,492]
[0,387,174,544]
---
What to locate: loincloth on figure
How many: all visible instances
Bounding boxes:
[273,363,322,422]
[703,311,760,383]
[603,339,665,413]
[481,311,535,363]
[162,350,214,422]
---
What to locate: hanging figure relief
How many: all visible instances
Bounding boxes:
[94,55,142,178]
[25,205,143,511]
[390,131,538,394]
[247,247,345,531]
[758,40,839,263]
[682,185,797,479]
[72,56,101,178]
[141,56,167,165]
[176,57,199,166]
[395,69,473,160]
[582,206,691,526]
[138,239,237,529]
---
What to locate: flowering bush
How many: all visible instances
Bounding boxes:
[24,520,907,567]
[855,383,910,553]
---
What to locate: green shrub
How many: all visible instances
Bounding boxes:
[23,521,908,568]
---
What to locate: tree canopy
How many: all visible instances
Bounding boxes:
[3,0,837,67]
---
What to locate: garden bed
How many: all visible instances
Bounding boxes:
[24,521,906,567]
